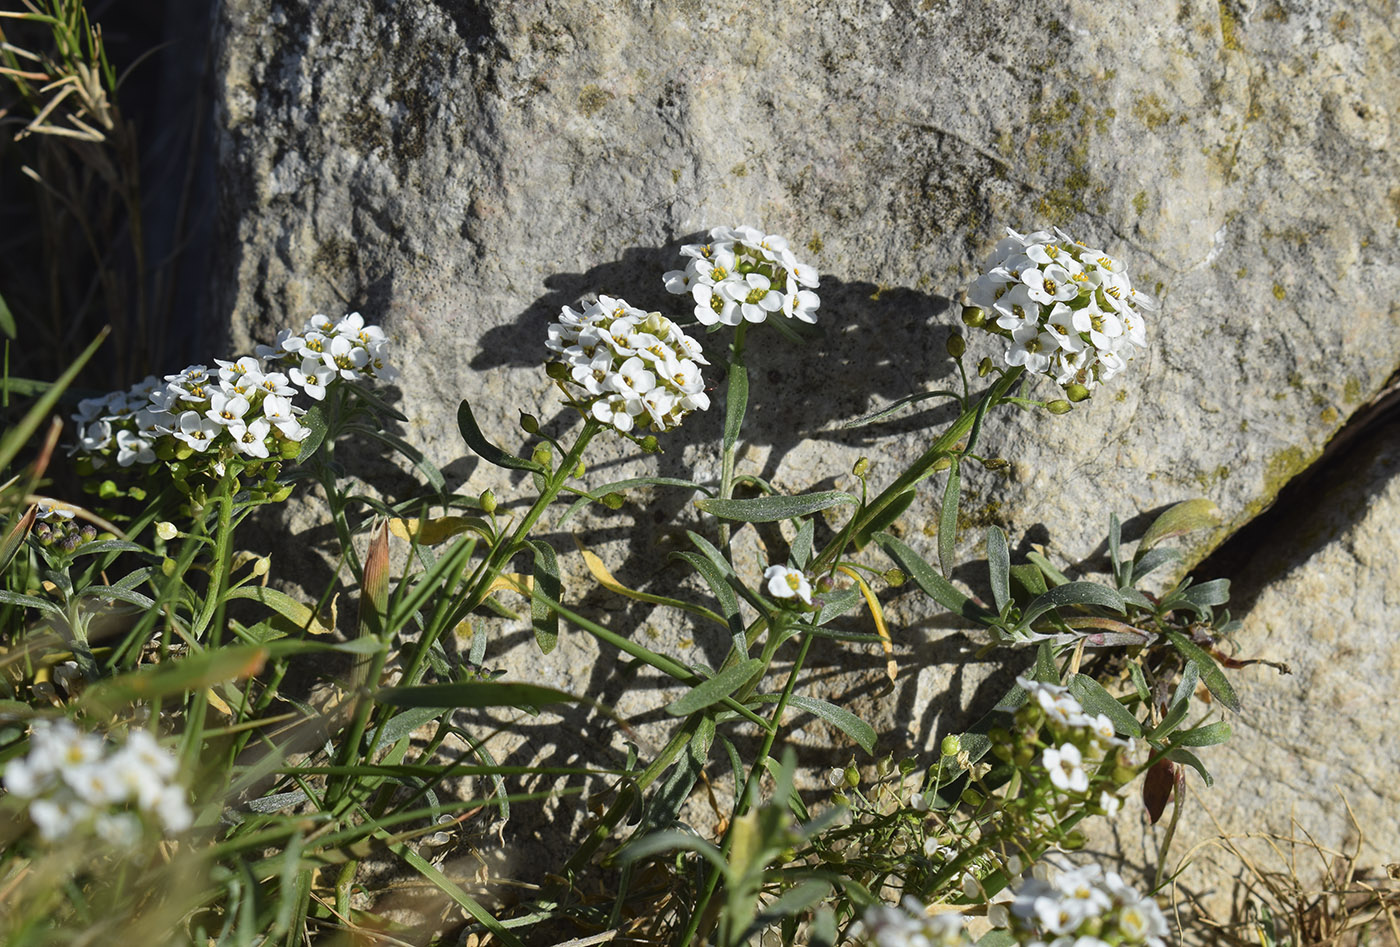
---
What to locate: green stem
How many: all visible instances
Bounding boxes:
[684,629,813,946]
[717,324,749,554]
[812,367,1024,576]
[191,476,237,644]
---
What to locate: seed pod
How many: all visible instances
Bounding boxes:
[946,333,966,358]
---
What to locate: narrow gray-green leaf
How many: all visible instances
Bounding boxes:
[1139,498,1221,552]
[723,357,748,453]
[1022,581,1125,627]
[1165,746,1214,787]
[874,531,983,620]
[457,399,544,473]
[987,526,1010,612]
[758,693,876,754]
[937,463,961,578]
[1172,719,1231,747]
[379,681,585,710]
[790,518,815,571]
[527,539,561,654]
[1166,630,1240,712]
[842,389,962,427]
[666,658,764,716]
[696,491,857,523]
[1067,674,1142,737]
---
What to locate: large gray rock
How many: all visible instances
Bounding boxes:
[208,0,1400,898]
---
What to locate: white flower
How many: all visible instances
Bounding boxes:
[763,565,812,606]
[290,357,336,400]
[1042,743,1089,793]
[115,430,155,467]
[175,410,222,451]
[667,225,821,327]
[229,417,272,458]
[206,391,251,427]
[853,898,967,947]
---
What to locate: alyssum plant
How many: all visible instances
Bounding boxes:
[0,223,1237,946]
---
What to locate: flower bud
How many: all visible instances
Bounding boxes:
[1065,383,1091,403]
[531,444,553,468]
[545,361,570,381]
[573,459,586,478]
[519,412,540,434]
[977,357,994,377]
[815,575,835,594]
[883,568,905,587]
[931,455,952,473]
[946,333,966,358]
[1046,399,1072,415]
[79,525,96,544]
[479,489,497,514]
[852,457,870,478]
[1061,831,1086,850]
[961,306,985,328]
[941,734,961,757]
[156,521,179,541]
[843,766,861,789]
[252,556,271,577]
[639,435,660,454]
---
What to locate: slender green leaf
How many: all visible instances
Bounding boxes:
[379,681,586,710]
[724,357,748,453]
[987,526,1010,612]
[0,590,63,615]
[1147,696,1191,741]
[1033,640,1060,685]
[842,389,962,427]
[371,706,445,752]
[1165,745,1214,787]
[1132,546,1180,580]
[937,463,961,578]
[1172,661,1200,710]
[754,693,876,754]
[527,539,560,654]
[697,491,857,524]
[873,532,981,619]
[294,404,328,462]
[1166,630,1241,712]
[790,518,815,571]
[1129,662,1150,702]
[1139,498,1221,552]
[1179,578,1230,610]
[652,716,715,826]
[739,880,832,942]
[1109,512,1126,586]
[1067,674,1142,737]
[1025,550,1070,588]
[346,425,446,493]
[851,487,916,551]
[70,540,146,557]
[814,587,862,627]
[672,550,743,645]
[0,327,106,474]
[667,658,764,716]
[1022,581,1125,627]
[618,829,728,875]
[456,399,544,473]
[224,585,330,635]
[1172,719,1231,747]
[1010,562,1047,598]
[0,290,15,339]
[559,476,712,526]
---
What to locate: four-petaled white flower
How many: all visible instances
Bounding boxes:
[1042,743,1090,793]
[763,565,812,606]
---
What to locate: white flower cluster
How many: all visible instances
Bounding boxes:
[71,313,396,471]
[967,227,1155,394]
[3,719,192,845]
[546,296,711,434]
[1004,863,1169,947]
[663,225,820,327]
[851,897,969,947]
[1017,676,1129,810]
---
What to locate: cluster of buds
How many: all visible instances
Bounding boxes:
[2,719,192,846]
[29,501,96,553]
[545,296,711,434]
[70,313,395,491]
[663,225,820,327]
[1002,863,1169,946]
[964,227,1155,397]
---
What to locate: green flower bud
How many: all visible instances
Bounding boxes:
[1046,399,1072,415]
[1062,831,1086,850]
[946,333,966,358]
[961,306,985,328]
[883,568,905,588]
[479,489,497,513]
[639,435,660,454]
[531,444,553,468]
[931,456,953,473]
[1065,383,1091,403]
[601,492,625,510]
[573,459,586,478]
[977,357,994,377]
[545,360,570,381]
[852,456,870,478]
[843,766,861,789]
[519,412,540,434]
[941,735,961,757]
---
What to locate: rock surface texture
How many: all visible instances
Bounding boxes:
[210,0,1400,915]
